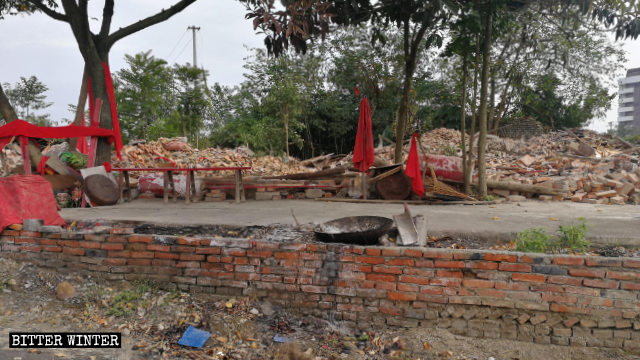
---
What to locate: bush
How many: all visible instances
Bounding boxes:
[514,220,589,254]
[515,227,554,253]
[557,221,589,252]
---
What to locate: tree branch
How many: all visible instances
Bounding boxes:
[108,0,198,48]
[100,0,114,38]
[25,0,68,22]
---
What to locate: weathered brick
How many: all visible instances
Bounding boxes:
[354,256,385,265]
[583,278,618,289]
[63,248,84,256]
[585,258,622,267]
[130,251,154,259]
[399,275,431,285]
[512,273,545,283]
[551,256,584,266]
[385,259,414,266]
[403,249,423,257]
[147,244,171,252]
[607,271,640,281]
[301,285,327,294]
[128,235,153,244]
[467,261,498,270]
[388,291,416,301]
[179,253,205,261]
[484,253,517,262]
[499,263,531,272]
[436,270,463,278]
[366,273,395,282]
[568,269,605,278]
[435,260,465,269]
[156,252,179,260]
[462,279,494,288]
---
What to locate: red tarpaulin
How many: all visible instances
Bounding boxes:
[405,133,424,197]
[0,175,66,232]
[353,97,374,172]
[0,119,121,158]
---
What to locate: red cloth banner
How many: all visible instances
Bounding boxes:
[353,97,374,173]
[405,133,424,197]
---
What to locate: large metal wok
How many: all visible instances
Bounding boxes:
[314,216,393,245]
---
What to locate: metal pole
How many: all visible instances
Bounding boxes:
[187,26,200,67]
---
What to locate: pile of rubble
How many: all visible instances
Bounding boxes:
[112,138,313,176]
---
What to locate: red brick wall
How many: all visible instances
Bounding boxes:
[1,228,639,351]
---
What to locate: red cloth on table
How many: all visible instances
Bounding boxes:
[405,133,424,197]
[0,119,121,158]
[353,96,374,173]
[0,175,66,232]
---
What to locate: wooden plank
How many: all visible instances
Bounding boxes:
[163,171,169,204]
[185,170,191,204]
[314,197,491,205]
[168,171,177,202]
[190,170,197,202]
[262,167,346,180]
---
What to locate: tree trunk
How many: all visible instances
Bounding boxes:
[69,68,88,151]
[493,79,511,131]
[284,116,290,159]
[459,50,469,194]
[477,7,493,199]
[488,73,496,132]
[0,83,18,123]
[394,18,424,164]
[464,36,481,195]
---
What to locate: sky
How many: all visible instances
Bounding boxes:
[0,1,639,133]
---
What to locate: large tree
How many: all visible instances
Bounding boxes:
[1,0,198,163]
[244,0,457,163]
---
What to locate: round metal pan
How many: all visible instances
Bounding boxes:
[314,216,393,245]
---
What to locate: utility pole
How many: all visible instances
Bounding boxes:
[187,25,200,67]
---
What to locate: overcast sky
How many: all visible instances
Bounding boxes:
[0,1,639,133]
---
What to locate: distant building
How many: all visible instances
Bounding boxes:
[618,67,640,135]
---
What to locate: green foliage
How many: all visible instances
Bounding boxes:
[515,227,554,253]
[113,51,212,145]
[557,221,590,253]
[114,51,173,142]
[1,76,52,124]
[106,280,154,317]
[514,220,589,254]
[518,74,614,130]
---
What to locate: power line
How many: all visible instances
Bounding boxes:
[166,29,189,60]
[171,38,192,64]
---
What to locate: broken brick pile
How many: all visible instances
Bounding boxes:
[1,226,639,352]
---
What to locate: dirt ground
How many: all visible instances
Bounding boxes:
[0,258,638,360]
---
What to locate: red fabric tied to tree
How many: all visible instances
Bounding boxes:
[0,175,66,232]
[86,62,123,160]
[353,96,374,172]
[76,112,89,154]
[405,133,424,197]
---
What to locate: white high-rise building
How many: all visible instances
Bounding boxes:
[618,68,640,135]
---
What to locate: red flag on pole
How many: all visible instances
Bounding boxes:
[405,133,424,197]
[353,97,374,172]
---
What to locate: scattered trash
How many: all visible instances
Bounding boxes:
[178,325,211,348]
[273,334,294,343]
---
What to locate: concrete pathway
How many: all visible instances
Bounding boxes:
[60,199,640,246]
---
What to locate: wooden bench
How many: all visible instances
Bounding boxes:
[112,166,251,204]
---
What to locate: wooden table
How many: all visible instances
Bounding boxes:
[112,167,251,204]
